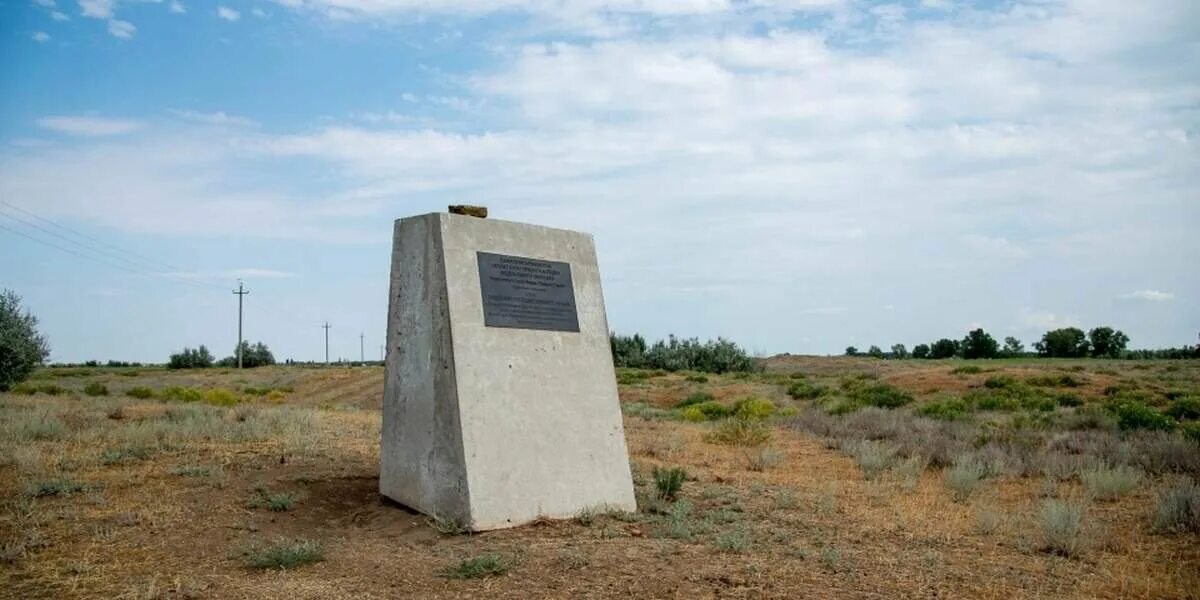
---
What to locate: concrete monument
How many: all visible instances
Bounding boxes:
[380,210,636,531]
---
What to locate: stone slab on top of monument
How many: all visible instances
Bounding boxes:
[380,209,636,531]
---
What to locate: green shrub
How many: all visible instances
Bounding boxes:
[1080,465,1142,501]
[680,400,731,422]
[1027,374,1084,388]
[916,398,970,421]
[1038,499,1086,557]
[1054,393,1083,407]
[705,418,771,446]
[851,383,913,409]
[787,380,828,400]
[11,383,37,395]
[652,467,687,501]
[101,446,154,465]
[675,392,714,408]
[203,388,240,407]
[611,334,756,373]
[1111,400,1176,431]
[1153,479,1199,533]
[1164,397,1200,421]
[249,488,298,512]
[685,374,709,384]
[1183,423,1200,444]
[240,539,324,569]
[733,397,775,420]
[83,382,108,397]
[984,375,1017,389]
[0,290,50,392]
[443,554,511,579]
[36,384,66,396]
[125,387,154,399]
[951,365,984,375]
[160,386,204,403]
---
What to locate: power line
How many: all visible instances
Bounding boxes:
[322,322,331,366]
[0,208,223,292]
[234,280,249,369]
[0,200,191,275]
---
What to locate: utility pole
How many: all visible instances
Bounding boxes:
[360,332,365,366]
[322,322,331,366]
[232,280,249,369]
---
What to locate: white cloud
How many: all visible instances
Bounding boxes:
[32,31,51,43]
[1120,290,1175,302]
[51,10,69,20]
[217,6,240,21]
[169,110,258,127]
[169,1,186,14]
[252,7,267,17]
[36,115,142,136]
[78,0,113,19]
[107,18,135,38]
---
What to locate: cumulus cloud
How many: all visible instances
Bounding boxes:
[32,31,51,43]
[217,6,240,21]
[36,115,142,136]
[1120,290,1175,302]
[169,109,258,127]
[78,0,113,19]
[169,1,186,14]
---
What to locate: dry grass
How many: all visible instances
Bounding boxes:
[1,360,1197,599]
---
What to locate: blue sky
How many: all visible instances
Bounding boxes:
[1,0,1197,362]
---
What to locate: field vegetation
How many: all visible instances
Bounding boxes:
[1,356,1197,598]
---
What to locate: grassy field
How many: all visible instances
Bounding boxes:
[1,358,1197,599]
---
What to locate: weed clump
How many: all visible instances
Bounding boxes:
[733,397,775,420]
[1110,399,1175,431]
[745,447,784,472]
[240,539,323,570]
[944,456,986,502]
[680,400,732,422]
[652,467,687,501]
[1080,464,1142,501]
[917,398,970,421]
[82,382,108,396]
[850,383,913,409]
[1153,478,1199,533]
[713,526,752,553]
[787,380,828,400]
[443,554,511,579]
[951,365,984,375]
[675,392,714,408]
[845,440,897,481]
[125,386,154,399]
[1038,499,1087,557]
[27,478,86,497]
[249,488,298,512]
[705,419,771,447]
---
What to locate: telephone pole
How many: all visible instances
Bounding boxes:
[232,280,249,369]
[322,322,331,366]
[360,332,365,366]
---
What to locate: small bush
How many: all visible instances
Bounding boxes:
[203,388,240,407]
[733,397,775,420]
[675,392,714,408]
[36,384,66,396]
[846,440,897,481]
[653,467,687,501]
[916,398,970,421]
[622,402,673,420]
[249,488,298,512]
[160,386,204,403]
[11,383,37,395]
[125,386,154,399]
[685,374,709,384]
[984,375,1017,389]
[82,382,108,396]
[444,554,510,579]
[169,465,219,478]
[851,383,913,409]
[101,446,154,465]
[679,400,731,422]
[1055,393,1083,407]
[705,419,771,447]
[1038,499,1086,557]
[944,457,985,502]
[745,447,784,472]
[1111,400,1176,431]
[1027,374,1084,388]
[713,526,752,553]
[1080,465,1143,501]
[787,380,828,400]
[1164,397,1200,421]
[1153,479,1199,533]
[12,413,66,441]
[241,539,324,569]
[951,365,984,375]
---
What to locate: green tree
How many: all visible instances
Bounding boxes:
[845,346,859,357]
[1034,328,1089,358]
[961,328,999,359]
[912,343,930,359]
[610,333,648,368]
[1088,327,1129,358]
[220,341,276,368]
[0,290,50,391]
[1001,336,1024,358]
[168,346,214,369]
[867,345,884,358]
[891,344,908,359]
[929,338,959,359]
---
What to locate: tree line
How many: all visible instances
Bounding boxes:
[168,341,276,369]
[847,326,1200,360]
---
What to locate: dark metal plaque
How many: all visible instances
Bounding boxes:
[477,252,580,332]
